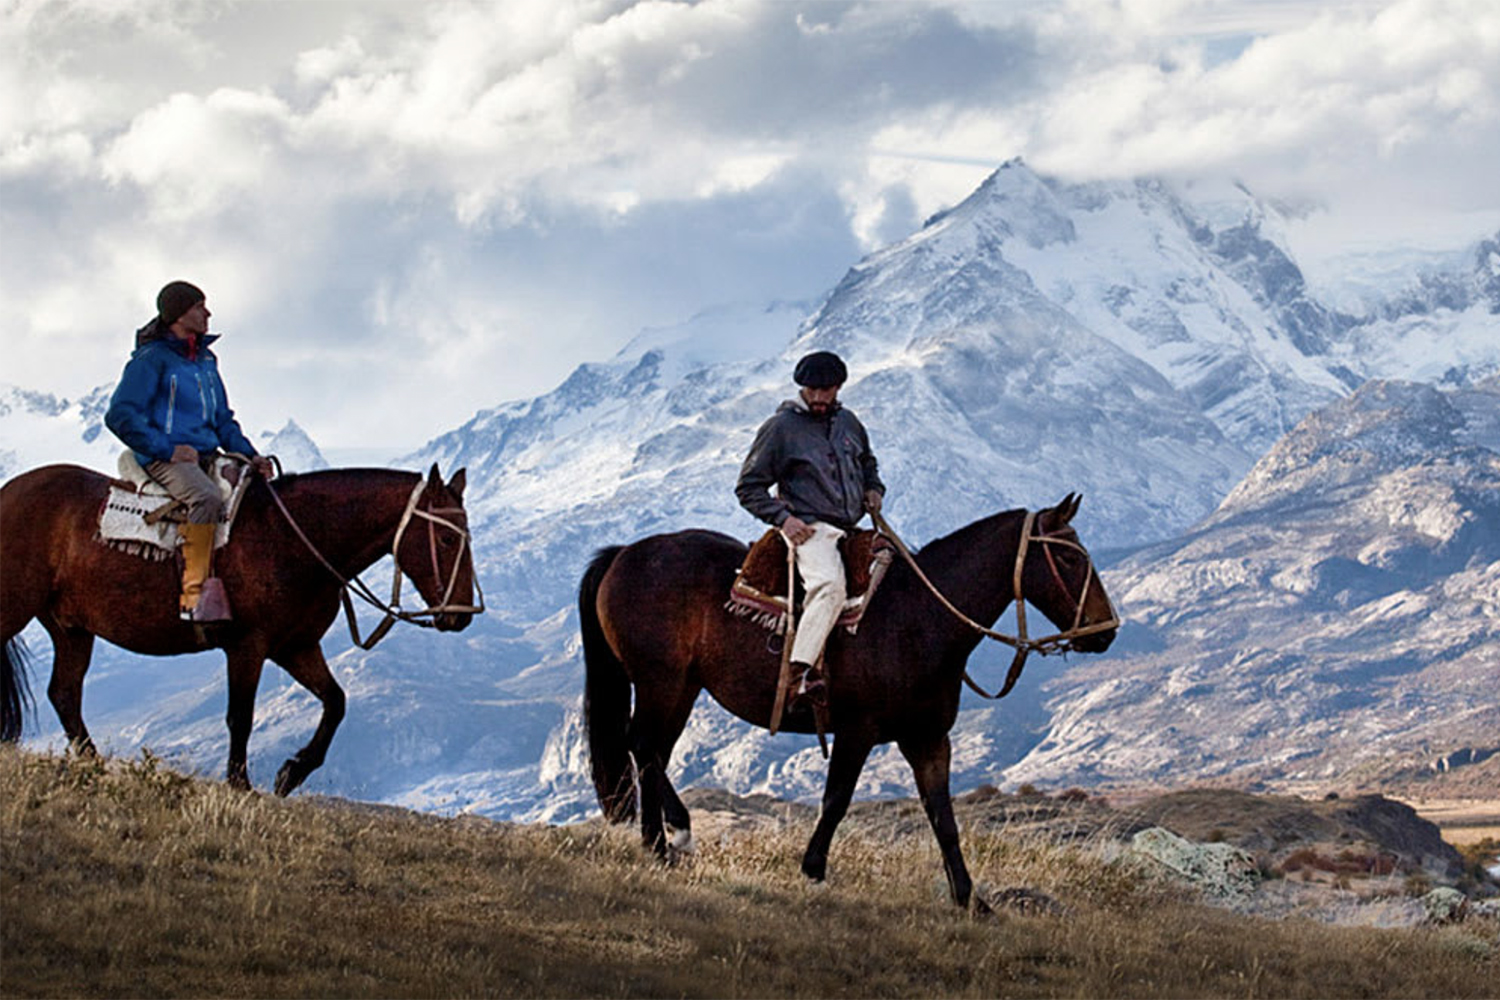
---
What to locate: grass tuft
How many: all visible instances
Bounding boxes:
[3,745,1497,998]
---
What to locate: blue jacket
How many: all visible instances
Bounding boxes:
[105,321,258,465]
[736,397,884,530]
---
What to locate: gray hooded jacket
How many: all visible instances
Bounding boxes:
[736,397,884,530]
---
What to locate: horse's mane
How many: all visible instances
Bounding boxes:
[266,467,418,493]
[913,508,1025,563]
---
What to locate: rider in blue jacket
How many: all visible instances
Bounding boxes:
[105,281,274,622]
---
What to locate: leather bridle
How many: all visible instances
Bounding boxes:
[266,475,485,650]
[871,509,1120,699]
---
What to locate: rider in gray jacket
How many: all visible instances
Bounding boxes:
[736,351,884,710]
[735,396,884,531]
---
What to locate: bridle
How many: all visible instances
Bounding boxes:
[871,509,1120,699]
[265,475,485,650]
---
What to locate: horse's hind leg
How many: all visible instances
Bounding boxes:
[661,779,694,853]
[269,643,345,797]
[801,729,875,882]
[40,621,98,755]
[627,682,698,860]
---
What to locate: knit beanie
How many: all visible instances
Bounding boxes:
[793,350,847,388]
[157,281,205,329]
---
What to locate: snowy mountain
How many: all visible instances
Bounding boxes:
[0,382,328,477]
[1007,377,1500,791]
[0,383,117,480]
[4,161,1496,819]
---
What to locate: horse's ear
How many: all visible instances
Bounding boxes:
[1050,492,1079,527]
[427,463,442,488]
[448,468,466,499]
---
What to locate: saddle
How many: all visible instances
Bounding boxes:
[95,451,250,560]
[726,527,894,634]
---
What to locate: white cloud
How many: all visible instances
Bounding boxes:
[1,0,1497,452]
[102,89,293,217]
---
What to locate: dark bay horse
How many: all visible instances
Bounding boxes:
[579,495,1117,908]
[0,463,478,794]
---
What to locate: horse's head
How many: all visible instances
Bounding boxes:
[394,464,482,632]
[1020,493,1118,654]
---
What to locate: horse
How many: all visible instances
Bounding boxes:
[578,494,1118,909]
[0,462,480,795]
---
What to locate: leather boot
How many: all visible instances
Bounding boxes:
[178,523,231,622]
[788,661,827,712]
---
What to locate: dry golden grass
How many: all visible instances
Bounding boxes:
[3,745,1497,999]
[1406,798,1500,847]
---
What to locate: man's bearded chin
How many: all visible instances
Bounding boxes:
[807,399,832,415]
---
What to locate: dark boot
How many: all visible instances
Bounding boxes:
[788,661,827,712]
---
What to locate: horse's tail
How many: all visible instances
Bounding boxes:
[579,546,636,823]
[1,637,35,743]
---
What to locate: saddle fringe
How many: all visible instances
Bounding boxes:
[724,548,891,637]
[93,534,176,561]
[723,599,788,634]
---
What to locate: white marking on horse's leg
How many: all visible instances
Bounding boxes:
[670,827,695,853]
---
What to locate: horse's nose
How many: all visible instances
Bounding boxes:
[436,613,473,632]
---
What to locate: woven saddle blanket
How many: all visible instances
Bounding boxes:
[97,452,250,560]
[726,527,894,635]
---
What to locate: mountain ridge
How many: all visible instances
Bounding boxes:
[3,161,1496,822]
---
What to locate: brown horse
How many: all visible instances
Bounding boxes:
[0,463,479,794]
[578,494,1117,908]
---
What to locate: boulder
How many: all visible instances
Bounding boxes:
[1130,826,1260,898]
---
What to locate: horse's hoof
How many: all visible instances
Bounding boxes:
[273,761,304,797]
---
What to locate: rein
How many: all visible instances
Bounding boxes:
[262,475,485,650]
[870,509,1120,699]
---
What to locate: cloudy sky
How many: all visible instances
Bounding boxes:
[3,0,1498,456]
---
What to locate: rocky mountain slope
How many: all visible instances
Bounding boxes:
[1007,377,1500,791]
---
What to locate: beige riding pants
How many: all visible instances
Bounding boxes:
[787,521,846,667]
[145,458,223,524]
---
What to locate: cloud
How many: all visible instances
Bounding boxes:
[2,0,1498,452]
[1026,0,1500,199]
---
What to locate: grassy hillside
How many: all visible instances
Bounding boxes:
[2,747,1496,999]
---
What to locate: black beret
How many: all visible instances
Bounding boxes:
[157,280,205,328]
[793,350,847,388]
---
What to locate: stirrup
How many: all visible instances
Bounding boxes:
[181,578,233,623]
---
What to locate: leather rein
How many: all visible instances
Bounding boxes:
[263,475,485,650]
[870,509,1120,699]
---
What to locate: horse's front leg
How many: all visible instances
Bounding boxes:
[898,732,977,909]
[269,643,346,797]
[801,730,874,882]
[224,645,267,790]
